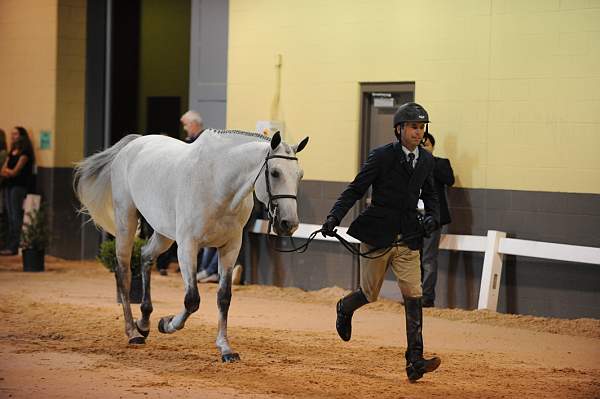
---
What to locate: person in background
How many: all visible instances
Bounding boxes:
[233,194,267,285]
[178,110,242,283]
[321,102,441,382]
[177,110,218,282]
[0,129,6,169]
[420,132,454,308]
[228,128,272,285]
[142,112,207,276]
[0,129,8,249]
[0,127,35,256]
[180,110,205,143]
[195,247,219,283]
[144,131,179,276]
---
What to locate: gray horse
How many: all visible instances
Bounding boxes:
[74,130,308,362]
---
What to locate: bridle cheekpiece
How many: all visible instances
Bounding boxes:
[254,152,298,233]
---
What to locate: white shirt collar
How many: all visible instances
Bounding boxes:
[401,145,419,163]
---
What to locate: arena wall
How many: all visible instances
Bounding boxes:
[0,0,86,259]
[227,0,600,194]
[227,0,600,318]
[1,0,598,318]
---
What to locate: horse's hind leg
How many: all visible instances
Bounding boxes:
[113,201,145,344]
[158,239,200,334]
[136,232,174,338]
[216,237,243,362]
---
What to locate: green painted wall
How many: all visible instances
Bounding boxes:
[138,0,190,137]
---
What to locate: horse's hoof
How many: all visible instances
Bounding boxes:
[135,320,150,338]
[129,336,146,345]
[158,315,174,334]
[221,353,241,363]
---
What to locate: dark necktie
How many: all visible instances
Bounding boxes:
[407,153,415,169]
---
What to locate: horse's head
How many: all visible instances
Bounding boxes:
[255,132,309,236]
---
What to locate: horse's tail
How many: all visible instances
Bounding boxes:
[73,134,142,235]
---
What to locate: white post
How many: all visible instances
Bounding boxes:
[477,230,507,311]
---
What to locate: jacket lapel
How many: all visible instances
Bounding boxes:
[412,147,426,177]
[393,141,413,179]
[409,147,432,190]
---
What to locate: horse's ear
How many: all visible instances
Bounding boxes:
[270,131,281,150]
[292,136,309,153]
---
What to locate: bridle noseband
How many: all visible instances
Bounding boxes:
[254,153,298,233]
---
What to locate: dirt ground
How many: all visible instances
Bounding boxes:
[0,256,599,399]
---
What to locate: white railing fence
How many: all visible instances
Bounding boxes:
[250,220,600,312]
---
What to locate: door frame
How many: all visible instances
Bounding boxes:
[358,82,415,213]
[359,82,415,166]
[357,82,416,293]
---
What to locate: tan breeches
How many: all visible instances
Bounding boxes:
[359,242,422,302]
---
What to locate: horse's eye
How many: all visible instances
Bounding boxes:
[270,170,280,178]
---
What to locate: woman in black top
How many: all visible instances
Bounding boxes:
[0,127,35,255]
[0,129,7,249]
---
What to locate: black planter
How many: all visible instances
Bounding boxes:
[116,272,144,304]
[22,249,45,272]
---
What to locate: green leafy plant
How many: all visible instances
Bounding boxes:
[97,238,146,276]
[20,207,50,251]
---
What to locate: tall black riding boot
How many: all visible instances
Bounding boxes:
[404,296,441,382]
[336,288,369,341]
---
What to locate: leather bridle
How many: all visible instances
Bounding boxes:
[253,151,426,259]
[254,152,299,233]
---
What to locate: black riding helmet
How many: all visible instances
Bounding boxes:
[393,102,430,140]
[393,102,430,127]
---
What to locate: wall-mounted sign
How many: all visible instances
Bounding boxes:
[40,130,51,150]
[372,92,394,108]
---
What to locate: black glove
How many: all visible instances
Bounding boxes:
[421,214,438,238]
[321,215,339,237]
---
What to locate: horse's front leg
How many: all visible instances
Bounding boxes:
[158,239,200,334]
[216,237,243,362]
[136,233,174,338]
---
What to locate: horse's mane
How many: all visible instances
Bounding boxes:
[207,129,271,143]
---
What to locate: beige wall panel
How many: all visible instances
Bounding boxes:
[559,0,589,10]
[0,0,85,168]
[492,0,560,14]
[228,0,600,193]
[0,0,58,167]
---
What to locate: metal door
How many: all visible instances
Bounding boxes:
[189,0,229,129]
[359,83,415,207]
[358,83,416,301]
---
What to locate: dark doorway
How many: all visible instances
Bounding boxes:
[146,96,181,138]
[358,82,415,301]
[359,82,415,207]
[359,82,415,162]
[110,0,141,145]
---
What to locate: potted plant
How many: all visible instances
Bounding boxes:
[20,207,50,272]
[97,237,146,304]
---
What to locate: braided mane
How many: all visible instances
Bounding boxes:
[207,129,271,142]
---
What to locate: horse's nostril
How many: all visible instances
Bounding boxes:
[280,220,290,230]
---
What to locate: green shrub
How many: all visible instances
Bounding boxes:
[20,207,50,250]
[97,238,146,276]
